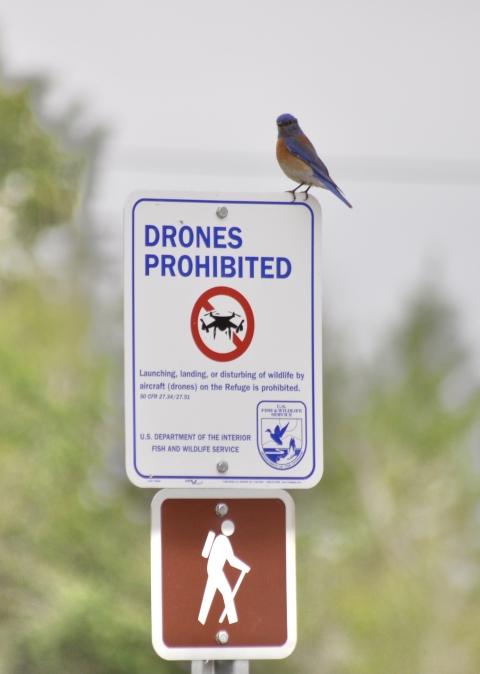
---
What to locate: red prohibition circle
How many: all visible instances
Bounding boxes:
[190,286,255,362]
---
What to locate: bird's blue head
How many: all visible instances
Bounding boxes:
[276,113,301,138]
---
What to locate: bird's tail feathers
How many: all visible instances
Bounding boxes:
[327,184,353,209]
[313,169,352,208]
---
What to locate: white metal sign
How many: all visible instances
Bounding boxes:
[124,191,322,488]
[151,488,296,660]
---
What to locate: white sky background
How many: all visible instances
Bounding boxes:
[0,0,479,370]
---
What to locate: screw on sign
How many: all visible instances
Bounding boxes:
[191,286,255,362]
[151,489,296,661]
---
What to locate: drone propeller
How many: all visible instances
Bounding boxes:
[202,310,242,318]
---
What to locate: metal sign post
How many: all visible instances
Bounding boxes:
[192,661,249,674]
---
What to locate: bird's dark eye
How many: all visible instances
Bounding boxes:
[287,121,292,125]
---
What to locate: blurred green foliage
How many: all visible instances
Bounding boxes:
[0,82,84,246]
[284,292,480,674]
[1,78,480,674]
[0,79,170,674]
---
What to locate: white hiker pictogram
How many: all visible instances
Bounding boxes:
[198,519,250,625]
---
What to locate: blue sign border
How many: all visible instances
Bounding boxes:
[130,197,317,482]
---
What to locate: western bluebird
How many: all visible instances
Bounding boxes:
[276,113,352,208]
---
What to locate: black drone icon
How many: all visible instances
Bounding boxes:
[200,311,245,340]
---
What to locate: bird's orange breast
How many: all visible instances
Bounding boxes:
[276,137,313,183]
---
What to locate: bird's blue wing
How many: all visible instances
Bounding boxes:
[279,423,289,437]
[284,135,329,176]
[285,135,352,208]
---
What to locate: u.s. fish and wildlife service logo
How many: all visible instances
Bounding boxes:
[257,402,307,470]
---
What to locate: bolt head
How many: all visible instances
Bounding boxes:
[216,206,228,219]
[216,630,229,644]
[215,503,228,517]
[216,461,228,474]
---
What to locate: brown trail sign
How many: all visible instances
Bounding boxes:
[151,489,296,660]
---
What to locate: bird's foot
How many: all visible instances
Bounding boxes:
[286,184,304,202]
[300,187,311,201]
